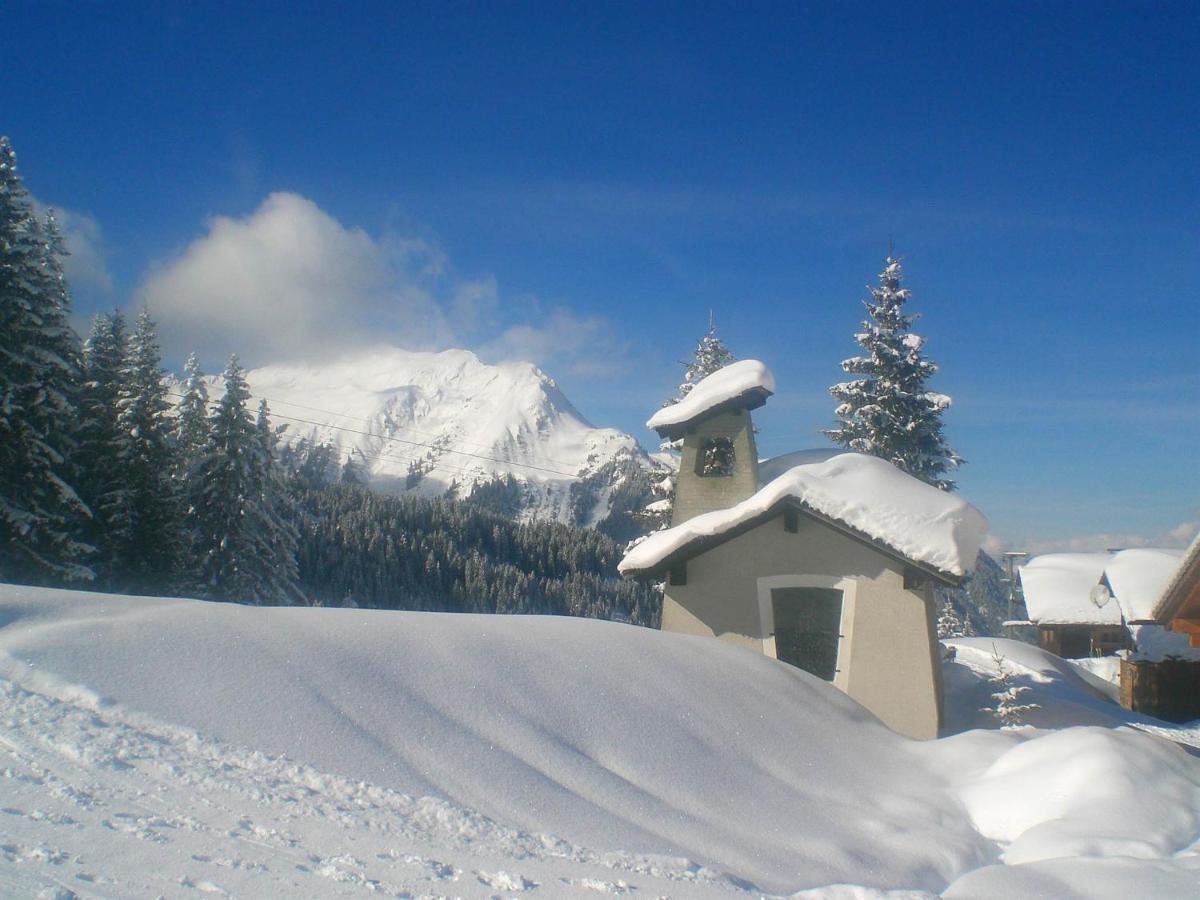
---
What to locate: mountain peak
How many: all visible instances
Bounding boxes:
[193,346,650,525]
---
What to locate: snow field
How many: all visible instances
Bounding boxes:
[2,586,1200,897]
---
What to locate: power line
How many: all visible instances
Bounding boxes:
[167,391,581,480]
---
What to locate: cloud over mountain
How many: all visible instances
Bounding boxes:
[134,192,623,376]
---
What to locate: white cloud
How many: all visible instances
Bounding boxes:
[135,192,456,364]
[133,192,625,377]
[988,518,1199,557]
[32,198,113,296]
[479,307,627,377]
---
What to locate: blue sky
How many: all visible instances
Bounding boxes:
[6,1,1198,550]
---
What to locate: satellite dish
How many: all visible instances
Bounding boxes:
[1090,584,1112,608]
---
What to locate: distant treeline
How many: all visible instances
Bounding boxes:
[295,482,661,625]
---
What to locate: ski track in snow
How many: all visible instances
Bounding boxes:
[0,673,755,899]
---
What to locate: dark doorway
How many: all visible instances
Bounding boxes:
[772,587,844,681]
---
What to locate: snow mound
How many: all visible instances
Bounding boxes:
[5,588,1200,897]
[621,452,987,578]
[0,583,992,896]
[955,726,1200,864]
[646,359,774,433]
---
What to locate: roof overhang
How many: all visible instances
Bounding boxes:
[652,386,772,441]
[623,496,963,587]
[1151,534,1200,642]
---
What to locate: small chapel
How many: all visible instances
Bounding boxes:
[619,359,989,739]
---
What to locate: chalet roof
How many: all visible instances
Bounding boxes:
[619,452,988,583]
[1150,530,1200,625]
[1019,548,1185,626]
[1105,548,1186,623]
[1020,553,1123,626]
[647,360,775,439]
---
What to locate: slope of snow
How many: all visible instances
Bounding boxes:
[194,346,647,523]
[645,360,775,433]
[621,452,987,578]
[3,586,1200,897]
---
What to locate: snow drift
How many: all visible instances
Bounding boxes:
[2,586,1200,897]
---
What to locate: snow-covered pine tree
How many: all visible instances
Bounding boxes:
[175,352,210,467]
[679,311,737,400]
[76,311,129,583]
[936,597,974,639]
[826,254,962,491]
[635,314,737,536]
[112,310,182,593]
[189,355,262,602]
[0,138,92,583]
[249,400,303,605]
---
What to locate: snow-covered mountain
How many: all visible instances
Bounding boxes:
[194,347,659,528]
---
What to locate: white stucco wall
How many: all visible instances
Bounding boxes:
[660,510,942,740]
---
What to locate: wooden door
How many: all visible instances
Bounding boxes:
[771,587,844,681]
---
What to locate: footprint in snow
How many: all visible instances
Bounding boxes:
[477,869,539,892]
[559,877,636,894]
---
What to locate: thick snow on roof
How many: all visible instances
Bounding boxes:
[1151,529,1200,623]
[1020,549,1187,626]
[1019,554,1120,625]
[646,359,775,433]
[1105,548,1185,622]
[757,447,842,485]
[620,452,987,578]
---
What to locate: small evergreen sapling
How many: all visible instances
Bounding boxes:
[826,254,962,491]
[983,644,1040,729]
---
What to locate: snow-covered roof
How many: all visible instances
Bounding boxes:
[1150,529,1200,624]
[1019,554,1121,626]
[619,451,988,581]
[1019,549,1186,626]
[1105,548,1185,623]
[646,360,775,437]
[758,448,842,486]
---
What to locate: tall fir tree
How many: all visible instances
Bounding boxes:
[112,310,182,593]
[189,355,261,601]
[0,137,92,582]
[825,254,962,491]
[175,352,210,467]
[249,400,303,604]
[77,311,129,583]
